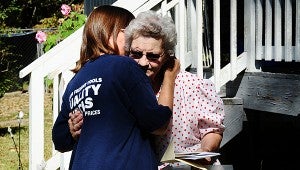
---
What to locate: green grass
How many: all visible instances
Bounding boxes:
[0,126,30,169]
[0,91,53,170]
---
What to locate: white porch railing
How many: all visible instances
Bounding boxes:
[254,0,300,62]
[18,0,299,169]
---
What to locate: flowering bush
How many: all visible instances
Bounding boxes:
[35,4,86,52]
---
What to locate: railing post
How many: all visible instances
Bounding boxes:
[230,0,237,80]
[244,0,259,72]
[255,0,263,60]
[274,0,282,61]
[265,0,273,60]
[296,0,300,61]
[196,0,203,78]
[213,0,221,89]
[284,0,293,61]
[28,68,45,170]
[52,75,59,156]
[177,0,187,70]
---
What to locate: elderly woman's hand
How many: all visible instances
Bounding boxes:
[195,147,213,165]
[68,109,84,141]
[164,58,180,80]
[195,132,223,165]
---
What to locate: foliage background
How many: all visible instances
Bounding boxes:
[0,0,84,29]
[36,3,86,52]
[0,0,84,97]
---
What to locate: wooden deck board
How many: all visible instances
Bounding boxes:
[227,71,300,116]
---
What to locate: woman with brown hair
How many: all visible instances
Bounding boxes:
[52,5,178,170]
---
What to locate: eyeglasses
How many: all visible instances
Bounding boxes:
[129,49,164,61]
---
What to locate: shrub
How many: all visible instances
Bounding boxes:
[34,4,86,52]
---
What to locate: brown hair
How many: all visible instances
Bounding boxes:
[72,5,135,73]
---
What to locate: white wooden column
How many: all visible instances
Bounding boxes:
[29,67,45,170]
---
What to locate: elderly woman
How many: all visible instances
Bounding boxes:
[124,10,225,167]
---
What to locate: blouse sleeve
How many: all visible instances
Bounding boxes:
[197,78,225,138]
[175,71,225,139]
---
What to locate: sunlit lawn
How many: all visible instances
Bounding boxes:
[0,91,53,170]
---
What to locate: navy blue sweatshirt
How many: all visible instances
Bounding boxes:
[52,55,171,170]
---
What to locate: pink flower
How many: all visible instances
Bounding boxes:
[35,31,47,43]
[61,4,71,16]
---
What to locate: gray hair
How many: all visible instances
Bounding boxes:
[124,10,177,56]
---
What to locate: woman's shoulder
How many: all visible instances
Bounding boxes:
[113,55,137,65]
[176,71,202,82]
[100,55,137,69]
[103,54,134,62]
[104,55,147,79]
[176,71,215,87]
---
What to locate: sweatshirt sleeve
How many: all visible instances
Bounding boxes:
[52,93,76,152]
[121,58,172,133]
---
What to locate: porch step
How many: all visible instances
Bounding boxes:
[221,97,245,147]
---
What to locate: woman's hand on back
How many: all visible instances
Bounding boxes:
[68,109,84,141]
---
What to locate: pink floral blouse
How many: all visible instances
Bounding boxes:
[155,71,225,166]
